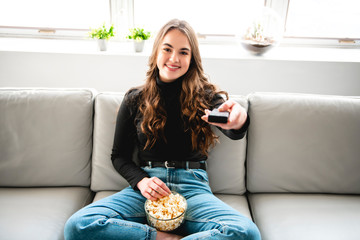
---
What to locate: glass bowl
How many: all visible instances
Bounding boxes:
[239,6,283,55]
[144,192,187,232]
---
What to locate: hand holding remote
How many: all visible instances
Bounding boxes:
[201,99,247,130]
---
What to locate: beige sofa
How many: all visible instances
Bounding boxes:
[1,88,359,240]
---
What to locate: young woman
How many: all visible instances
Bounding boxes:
[65,19,261,240]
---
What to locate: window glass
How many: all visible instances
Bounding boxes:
[133,0,264,35]
[285,0,360,39]
[0,0,110,29]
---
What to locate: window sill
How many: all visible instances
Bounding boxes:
[0,37,359,63]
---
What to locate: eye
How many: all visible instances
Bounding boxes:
[163,48,171,53]
[180,51,189,55]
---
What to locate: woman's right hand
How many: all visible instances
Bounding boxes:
[137,177,171,200]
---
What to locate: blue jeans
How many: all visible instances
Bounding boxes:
[64,167,261,240]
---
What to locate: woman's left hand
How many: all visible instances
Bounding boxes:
[201,99,247,130]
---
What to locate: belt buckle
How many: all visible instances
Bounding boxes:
[165,161,175,169]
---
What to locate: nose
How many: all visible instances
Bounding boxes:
[169,51,179,63]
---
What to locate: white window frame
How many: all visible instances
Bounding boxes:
[0,26,90,39]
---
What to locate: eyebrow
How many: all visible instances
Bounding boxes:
[163,43,190,52]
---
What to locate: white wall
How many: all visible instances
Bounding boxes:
[0,51,148,92]
[203,58,360,96]
[1,42,359,96]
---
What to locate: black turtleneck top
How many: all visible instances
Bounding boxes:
[111,77,250,190]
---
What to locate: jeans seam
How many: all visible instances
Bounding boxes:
[192,230,219,240]
[103,218,151,231]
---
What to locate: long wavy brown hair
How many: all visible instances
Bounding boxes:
[139,19,228,156]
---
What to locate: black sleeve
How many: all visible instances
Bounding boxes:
[219,115,250,140]
[111,93,149,190]
[211,93,250,140]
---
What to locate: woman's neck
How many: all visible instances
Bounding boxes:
[156,76,183,94]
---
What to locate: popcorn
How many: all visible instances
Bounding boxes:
[145,192,187,231]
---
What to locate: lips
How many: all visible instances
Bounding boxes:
[166,64,180,70]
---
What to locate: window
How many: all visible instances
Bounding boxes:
[265,0,360,46]
[133,0,264,36]
[0,0,110,38]
[285,0,360,39]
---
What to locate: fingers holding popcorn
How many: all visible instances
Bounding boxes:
[150,177,171,197]
[137,177,171,200]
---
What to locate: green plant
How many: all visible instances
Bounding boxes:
[89,24,115,40]
[126,28,151,41]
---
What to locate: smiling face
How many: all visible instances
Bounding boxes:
[156,29,192,83]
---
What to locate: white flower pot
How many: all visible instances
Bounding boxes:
[97,39,108,51]
[134,40,145,52]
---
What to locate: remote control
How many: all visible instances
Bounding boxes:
[208,108,229,123]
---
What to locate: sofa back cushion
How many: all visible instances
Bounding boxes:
[247,92,360,194]
[0,89,94,187]
[91,93,128,191]
[91,92,248,195]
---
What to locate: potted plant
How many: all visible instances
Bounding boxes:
[126,28,151,52]
[89,24,115,51]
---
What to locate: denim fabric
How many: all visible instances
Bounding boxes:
[64,167,261,240]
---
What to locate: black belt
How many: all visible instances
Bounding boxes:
[143,160,206,170]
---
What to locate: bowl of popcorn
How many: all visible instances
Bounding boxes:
[145,192,187,232]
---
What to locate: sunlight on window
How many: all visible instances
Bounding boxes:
[285,0,360,38]
[133,0,264,35]
[0,0,110,29]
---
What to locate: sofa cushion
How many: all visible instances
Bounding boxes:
[247,92,360,193]
[248,193,360,240]
[91,92,128,192]
[91,92,248,194]
[0,88,94,187]
[0,187,93,240]
[93,191,253,220]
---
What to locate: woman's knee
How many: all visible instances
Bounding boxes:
[244,220,261,240]
[64,210,102,240]
[64,210,99,240]
[64,213,82,240]
[224,219,261,240]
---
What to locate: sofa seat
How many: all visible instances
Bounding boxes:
[93,191,253,220]
[249,193,360,240]
[0,187,93,240]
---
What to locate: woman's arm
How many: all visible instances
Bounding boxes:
[111,93,149,190]
[112,91,171,200]
[202,97,250,140]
